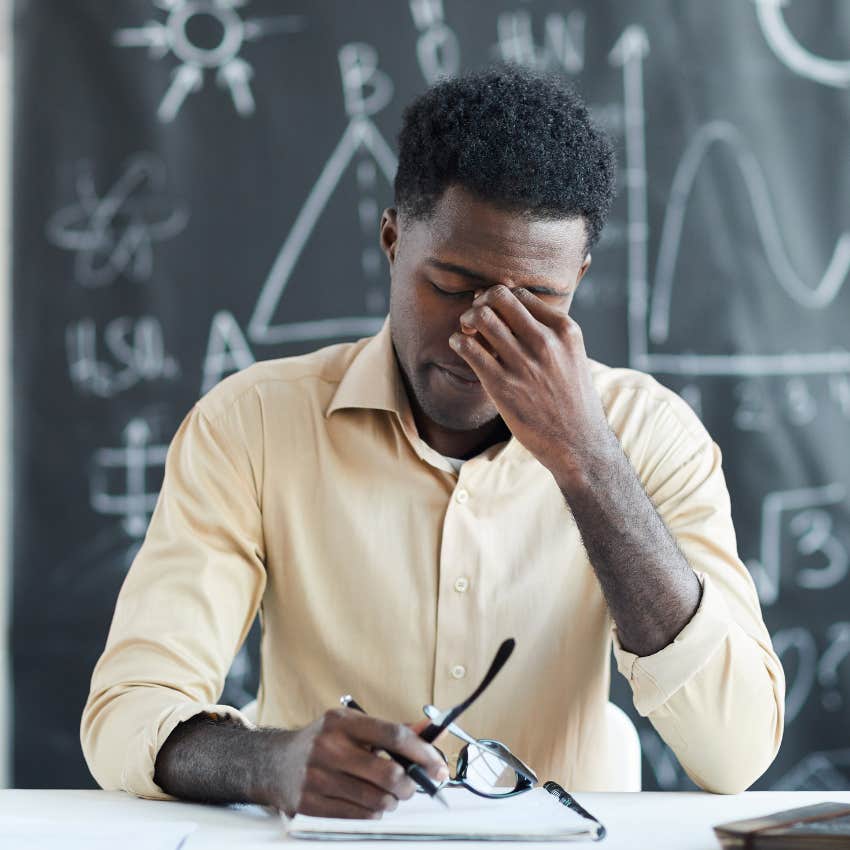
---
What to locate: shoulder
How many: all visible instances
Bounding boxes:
[196,338,365,424]
[588,358,709,445]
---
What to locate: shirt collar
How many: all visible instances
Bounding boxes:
[326,315,531,469]
[326,316,404,418]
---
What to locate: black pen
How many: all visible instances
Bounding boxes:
[340,695,449,808]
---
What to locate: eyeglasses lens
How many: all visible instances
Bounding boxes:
[461,742,521,796]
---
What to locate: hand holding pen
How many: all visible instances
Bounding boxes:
[340,696,449,807]
[269,703,449,819]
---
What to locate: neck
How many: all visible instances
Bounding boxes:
[404,381,511,460]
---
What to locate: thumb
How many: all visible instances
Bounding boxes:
[407,718,449,745]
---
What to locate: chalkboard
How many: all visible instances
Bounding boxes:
[12,0,850,790]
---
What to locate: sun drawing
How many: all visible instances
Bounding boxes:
[114,0,305,122]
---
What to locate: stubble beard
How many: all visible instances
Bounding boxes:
[408,364,499,433]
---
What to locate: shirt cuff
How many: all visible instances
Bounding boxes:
[612,573,732,716]
[122,701,257,800]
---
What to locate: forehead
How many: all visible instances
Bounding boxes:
[407,185,587,280]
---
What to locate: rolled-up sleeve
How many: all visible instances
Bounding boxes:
[80,393,266,800]
[612,405,785,794]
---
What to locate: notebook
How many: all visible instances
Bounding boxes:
[286,786,604,841]
[714,802,850,849]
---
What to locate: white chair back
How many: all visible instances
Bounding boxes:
[605,701,642,791]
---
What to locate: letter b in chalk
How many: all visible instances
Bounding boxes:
[338,43,394,118]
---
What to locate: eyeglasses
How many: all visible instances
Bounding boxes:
[423,705,538,799]
[411,637,539,800]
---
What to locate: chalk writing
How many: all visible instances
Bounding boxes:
[67,316,179,398]
[409,0,460,84]
[201,311,255,394]
[747,483,848,606]
[494,9,585,74]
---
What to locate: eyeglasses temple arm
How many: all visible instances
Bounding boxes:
[419,638,515,744]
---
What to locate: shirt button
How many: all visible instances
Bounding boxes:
[454,577,469,593]
[455,489,469,504]
[451,665,466,679]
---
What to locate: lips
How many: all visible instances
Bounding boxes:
[435,363,480,384]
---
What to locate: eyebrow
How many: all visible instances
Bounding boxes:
[424,258,569,297]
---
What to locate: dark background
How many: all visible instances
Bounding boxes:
[12,0,850,790]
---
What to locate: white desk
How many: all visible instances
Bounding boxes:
[2,789,850,849]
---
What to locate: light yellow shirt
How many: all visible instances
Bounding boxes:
[81,318,784,799]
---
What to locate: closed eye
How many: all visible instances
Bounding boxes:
[430,281,474,300]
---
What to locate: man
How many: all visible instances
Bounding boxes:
[81,67,784,817]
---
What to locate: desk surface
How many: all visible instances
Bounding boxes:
[3,789,850,849]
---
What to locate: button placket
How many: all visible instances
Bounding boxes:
[433,467,481,712]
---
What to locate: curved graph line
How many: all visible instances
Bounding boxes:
[650,121,850,344]
[754,0,850,89]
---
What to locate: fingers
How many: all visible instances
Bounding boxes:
[449,331,500,384]
[332,709,447,782]
[297,789,383,820]
[470,285,541,343]
[478,285,573,342]
[333,738,418,800]
[304,764,401,814]
[458,302,522,368]
[294,709,448,819]
[407,718,449,745]
[511,286,570,330]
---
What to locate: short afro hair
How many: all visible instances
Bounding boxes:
[394,65,616,251]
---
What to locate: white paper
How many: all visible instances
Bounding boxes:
[287,787,599,841]
[0,816,197,850]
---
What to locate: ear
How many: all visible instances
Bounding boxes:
[380,208,400,266]
[576,253,591,285]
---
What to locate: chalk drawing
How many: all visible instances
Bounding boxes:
[409,0,460,84]
[733,379,773,431]
[609,26,650,367]
[611,27,850,378]
[785,377,818,426]
[494,9,585,73]
[248,43,396,346]
[201,310,255,394]
[772,626,818,724]
[818,622,850,711]
[774,748,850,791]
[90,419,169,538]
[678,384,703,419]
[114,0,305,122]
[66,316,179,398]
[650,122,850,344]
[746,483,848,605]
[754,0,850,89]
[46,154,187,288]
[831,374,850,417]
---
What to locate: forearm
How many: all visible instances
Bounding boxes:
[554,430,702,657]
[154,713,287,806]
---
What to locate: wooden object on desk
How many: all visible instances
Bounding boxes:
[714,801,850,849]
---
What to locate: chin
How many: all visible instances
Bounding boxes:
[418,374,499,431]
[428,404,497,432]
